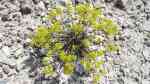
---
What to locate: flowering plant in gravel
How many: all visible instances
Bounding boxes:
[31,1,119,83]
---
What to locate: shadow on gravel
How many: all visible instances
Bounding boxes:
[22,48,60,84]
[22,48,87,84]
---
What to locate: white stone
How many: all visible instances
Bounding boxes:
[2,46,10,56]
[143,47,150,60]
[143,21,150,32]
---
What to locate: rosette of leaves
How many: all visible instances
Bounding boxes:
[31,2,119,83]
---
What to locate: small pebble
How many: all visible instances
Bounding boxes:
[3,65,10,74]
[0,73,3,78]
[20,6,32,15]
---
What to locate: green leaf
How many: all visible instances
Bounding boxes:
[42,57,50,65]
[54,43,63,50]
[80,60,93,71]
[101,18,119,36]
[66,3,74,15]
[88,51,97,59]
[31,26,50,48]
[42,64,54,76]
[50,21,62,33]
[90,8,101,18]
[46,50,53,57]
[76,4,89,16]
[59,51,77,62]
[67,54,77,62]
[81,39,91,48]
[71,23,84,34]
[93,74,101,84]
[59,51,66,61]
[95,61,104,68]
[63,63,74,74]
[88,50,104,59]
[97,50,105,56]
[106,43,119,52]
[47,8,62,19]
[92,22,105,30]
[104,25,118,36]
[93,35,103,44]
[87,8,101,24]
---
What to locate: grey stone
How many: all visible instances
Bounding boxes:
[114,0,125,10]
[20,6,32,15]
[2,65,10,74]
[0,73,3,78]
[1,15,11,22]
[145,42,150,47]
[143,47,150,61]
[143,21,150,32]
[104,0,113,3]
[32,0,40,4]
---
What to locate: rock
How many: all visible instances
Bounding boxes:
[14,48,24,58]
[2,65,10,74]
[0,49,16,66]
[9,65,16,69]
[34,1,46,16]
[2,46,11,56]
[32,0,40,4]
[114,0,125,10]
[144,41,150,47]
[20,6,32,15]
[143,47,150,61]
[0,63,3,67]
[0,73,3,78]
[142,80,150,84]
[104,0,113,3]
[56,0,66,6]
[1,15,11,22]
[29,71,37,78]
[143,21,150,32]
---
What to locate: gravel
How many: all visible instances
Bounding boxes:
[0,0,150,84]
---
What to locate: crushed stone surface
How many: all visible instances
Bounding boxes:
[0,0,150,84]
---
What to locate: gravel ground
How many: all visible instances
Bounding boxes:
[0,0,150,84]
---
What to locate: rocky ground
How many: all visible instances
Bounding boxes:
[0,0,150,84]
